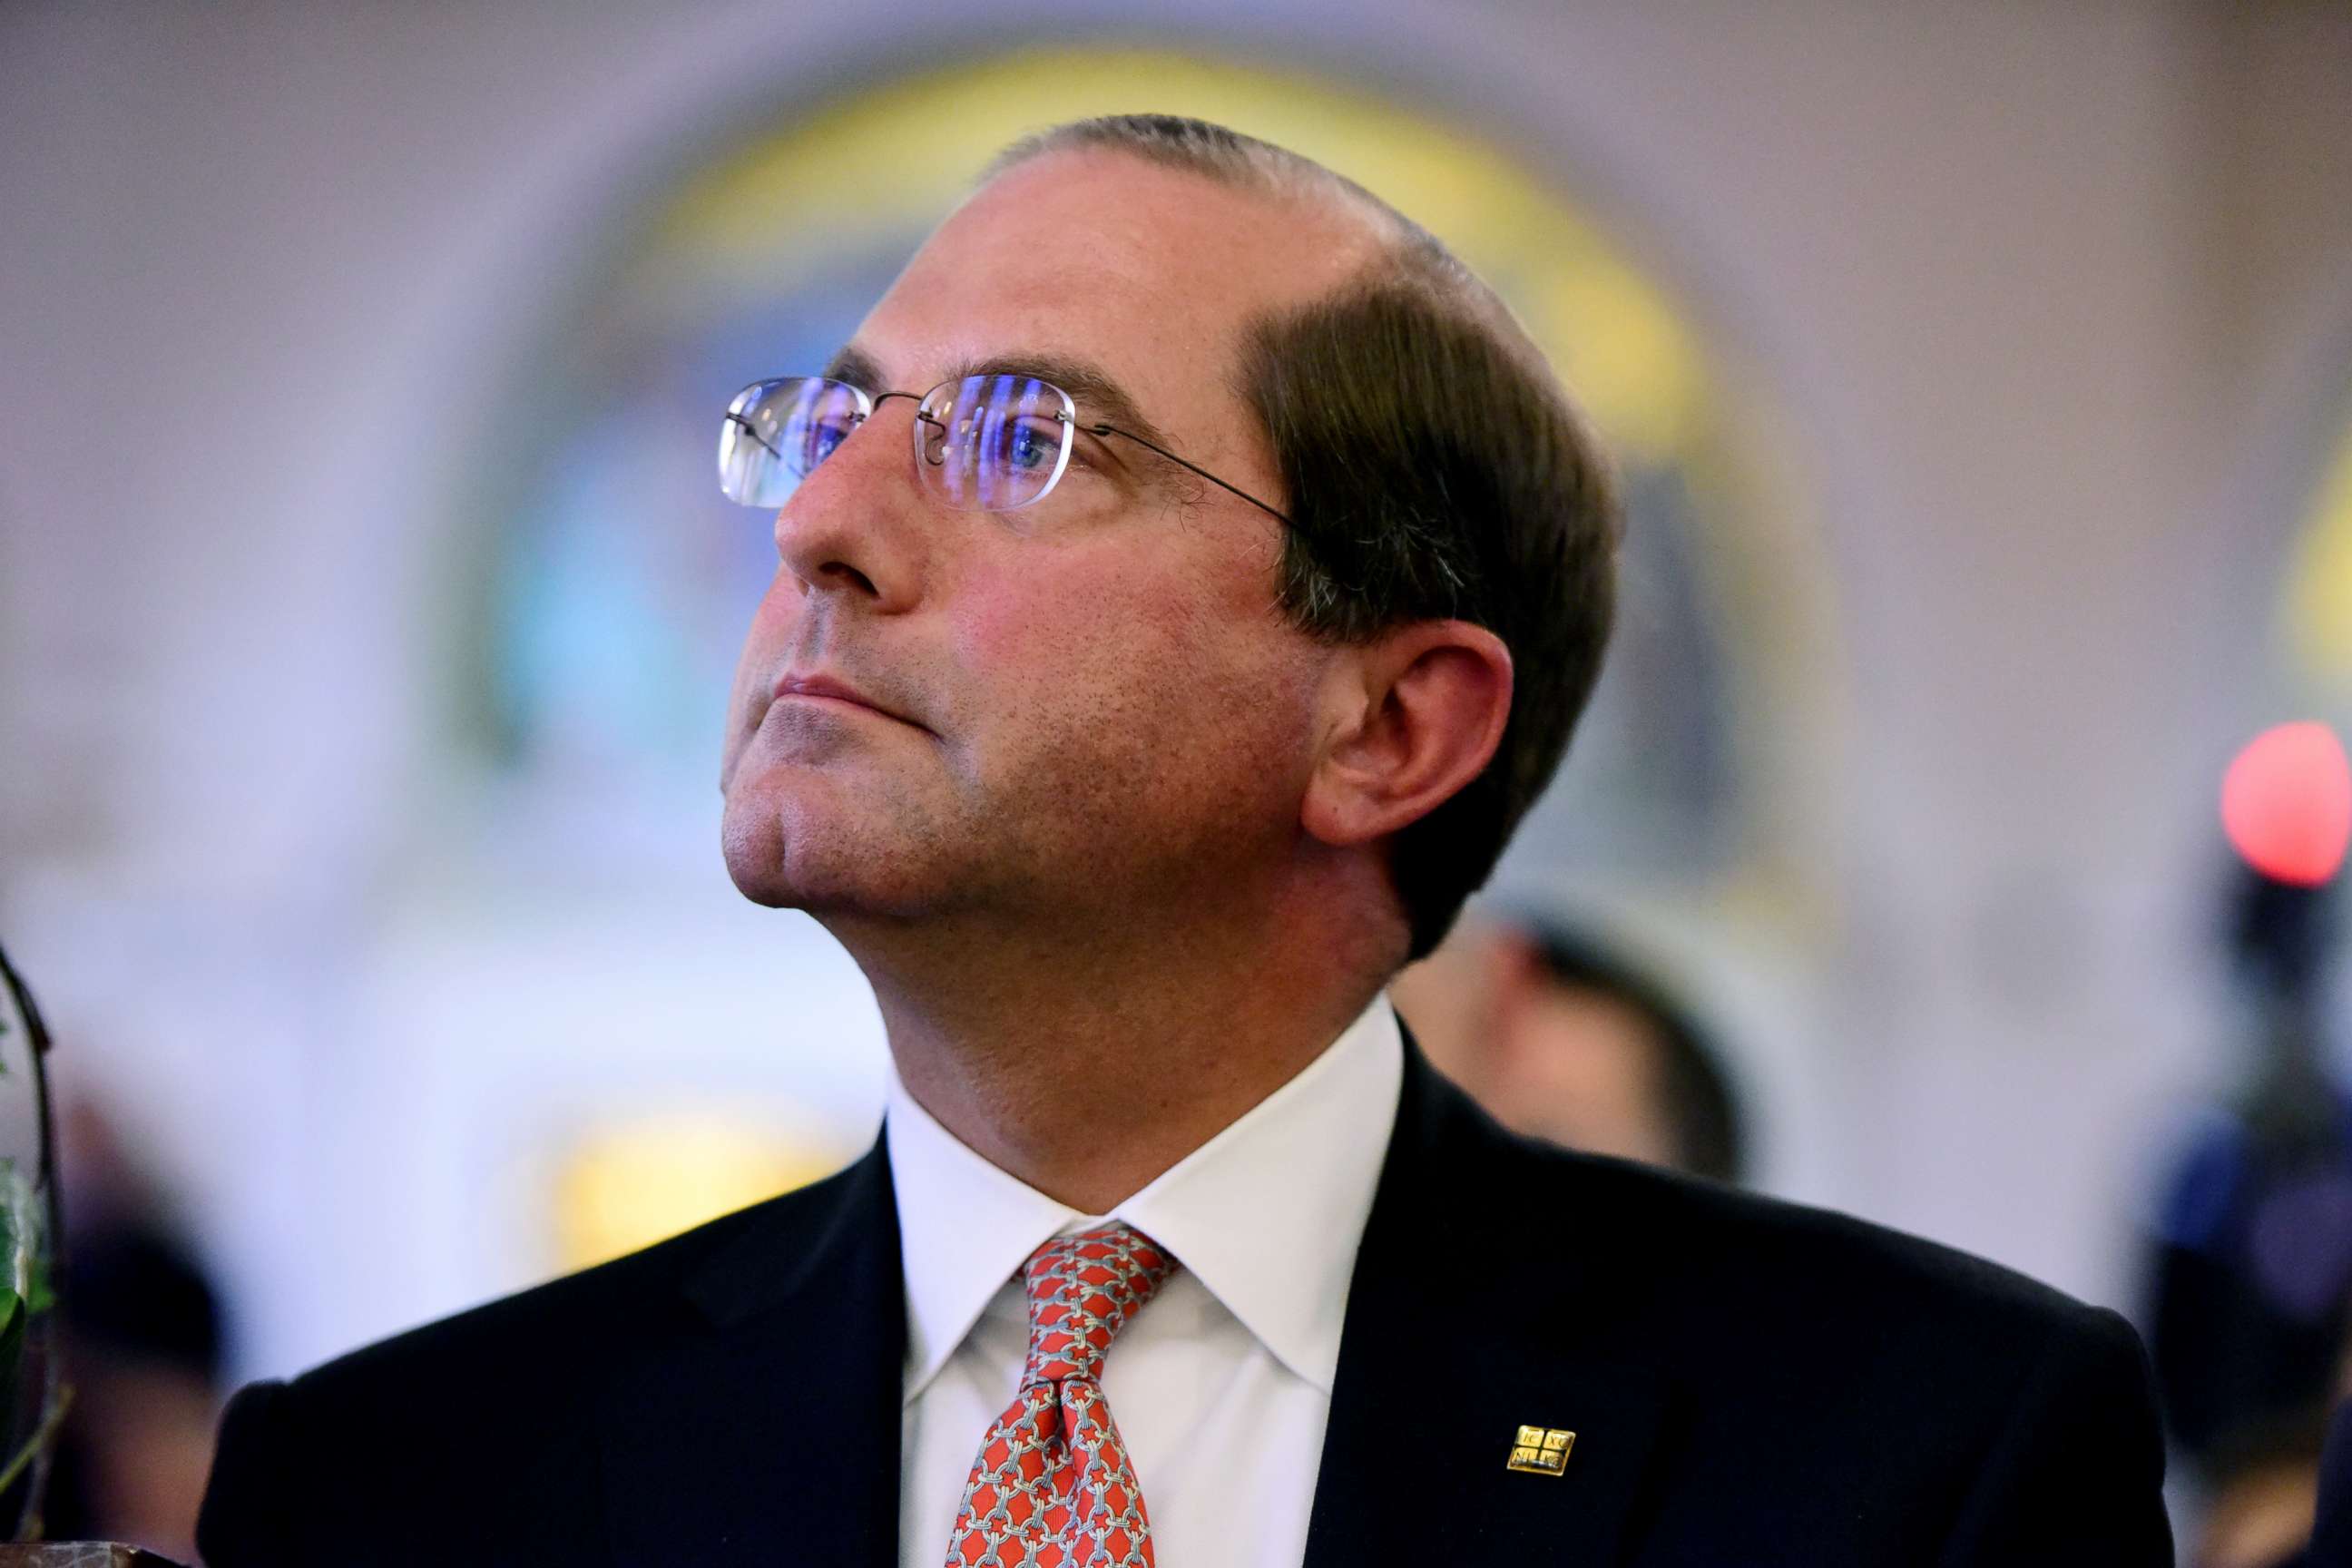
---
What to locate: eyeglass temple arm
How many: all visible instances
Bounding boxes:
[1085,423,1295,528]
[724,412,784,461]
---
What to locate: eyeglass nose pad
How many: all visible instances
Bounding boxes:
[915,411,948,467]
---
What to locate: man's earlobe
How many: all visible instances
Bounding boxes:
[1299,621,1513,850]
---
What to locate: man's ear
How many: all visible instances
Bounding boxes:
[1299,619,1514,849]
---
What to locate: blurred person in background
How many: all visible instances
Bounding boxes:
[44,1102,224,1561]
[199,114,2166,1563]
[1393,916,1745,1182]
[2148,867,2352,1475]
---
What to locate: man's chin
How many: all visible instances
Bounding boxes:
[718,790,912,916]
[719,789,802,906]
[723,867,801,910]
[720,799,819,909]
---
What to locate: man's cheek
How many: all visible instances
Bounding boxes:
[727,583,793,699]
[956,577,1153,688]
[744,573,804,648]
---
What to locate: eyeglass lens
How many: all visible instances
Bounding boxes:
[916,374,1073,511]
[720,377,869,509]
[719,374,1076,513]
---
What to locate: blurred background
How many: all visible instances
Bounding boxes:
[4,1,2351,1556]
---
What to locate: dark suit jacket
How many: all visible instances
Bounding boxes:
[198,1044,2171,1564]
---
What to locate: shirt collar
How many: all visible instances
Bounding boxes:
[886,992,1404,1404]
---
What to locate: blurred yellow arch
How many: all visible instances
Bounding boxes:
[2285,417,2352,692]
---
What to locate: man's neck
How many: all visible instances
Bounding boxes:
[839,894,1397,1214]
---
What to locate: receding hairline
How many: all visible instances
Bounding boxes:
[981,114,1544,370]
[984,115,1402,231]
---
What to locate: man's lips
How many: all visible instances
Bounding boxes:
[769,671,920,730]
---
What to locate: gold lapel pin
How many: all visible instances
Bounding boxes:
[1506,1424,1576,1475]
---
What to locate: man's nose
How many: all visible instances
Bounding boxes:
[770,409,929,611]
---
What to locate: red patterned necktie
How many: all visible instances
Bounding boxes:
[943,1221,1181,1568]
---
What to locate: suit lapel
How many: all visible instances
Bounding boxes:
[1304,1042,1674,1567]
[601,1139,905,1566]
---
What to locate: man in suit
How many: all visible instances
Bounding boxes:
[198,114,2171,1564]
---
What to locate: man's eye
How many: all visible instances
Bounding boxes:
[1006,419,1058,471]
[799,419,858,467]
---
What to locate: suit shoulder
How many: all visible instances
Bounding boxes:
[1411,1102,2167,1551]
[201,1152,887,1562]
[290,1153,869,1406]
[1489,1127,2123,1357]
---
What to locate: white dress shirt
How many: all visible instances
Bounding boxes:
[887,993,1404,1568]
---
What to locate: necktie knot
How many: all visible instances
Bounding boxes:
[1019,1221,1178,1389]
[946,1220,1178,1566]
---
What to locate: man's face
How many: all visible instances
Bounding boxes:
[720,151,1384,932]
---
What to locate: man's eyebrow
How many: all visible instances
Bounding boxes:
[820,342,1174,454]
[946,354,1172,451]
[823,343,888,391]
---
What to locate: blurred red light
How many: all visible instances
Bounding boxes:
[2221,721,2352,886]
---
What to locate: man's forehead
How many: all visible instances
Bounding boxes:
[936,149,1369,290]
[850,150,1381,420]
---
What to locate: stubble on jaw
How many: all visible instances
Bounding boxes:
[718,611,1324,952]
[720,701,1293,925]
